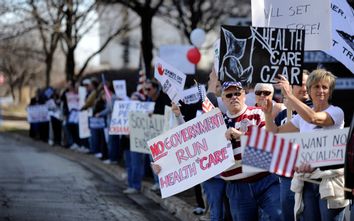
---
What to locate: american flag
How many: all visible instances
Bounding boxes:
[202,96,215,113]
[242,126,300,177]
[101,74,112,102]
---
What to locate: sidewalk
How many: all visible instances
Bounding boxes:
[4,131,204,221]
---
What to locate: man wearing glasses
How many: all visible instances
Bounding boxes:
[220,81,282,221]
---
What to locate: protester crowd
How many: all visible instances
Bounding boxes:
[27,67,354,221]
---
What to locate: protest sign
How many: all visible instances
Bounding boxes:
[109,101,155,135]
[79,110,91,138]
[213,39,220,76]
[161,78,183,104]
[88,117,106,129]
[159,45,195,74]
[278,128,349,168]
[154,57,186,91]
[27,105,49,123]
[147,108,235,198]
[78,86,87,108]
[113,80,127,99]
[66,92,79,111]
[182,85,206,105]
[324,0,354,74]
[219,26,304,86]
[344,114,354,199]
[68,110,79,124]
[129,112,165,154]
[252,0,331,50]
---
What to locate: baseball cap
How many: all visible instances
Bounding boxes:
[221,81,243,91]
[82,79,91,85]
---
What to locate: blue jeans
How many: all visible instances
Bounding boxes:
[202,178,226,221]
[108,135,120,162]
[90,128,100,154]
[279,176,295,220]
[124,150,145,190]
[301,182,345,221]
[226,174,282,221]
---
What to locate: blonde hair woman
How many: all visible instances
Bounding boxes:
[261,69,348,221]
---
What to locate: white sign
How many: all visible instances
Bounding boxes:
[79,110,91,138]
[113,80,127,99]
[159,45,195,74]
[161,78,183,104]
[182,85,206,105]
[88,117,106,129]
[147,108,235,198]
[78,86,87,108]
[109,101,155,135]
[129,112,165,154]
[252,0,332,50]
[27,105,49,123]
[213,39,220,76]
[154,57,186,92]
[68,110,79,124]
[66,92,79,111]
[324,0,354,74]
[278,128,349,168]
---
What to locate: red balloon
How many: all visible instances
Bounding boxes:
[187,47,201,64]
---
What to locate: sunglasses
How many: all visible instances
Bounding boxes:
[255,91,272,96]
[224,91,242,98]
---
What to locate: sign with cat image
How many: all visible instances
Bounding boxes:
[219,26,305,86]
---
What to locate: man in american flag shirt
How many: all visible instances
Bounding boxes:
[220,81,282,221]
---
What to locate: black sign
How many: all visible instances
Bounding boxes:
[344,113,354,199]
[219,26,305,86]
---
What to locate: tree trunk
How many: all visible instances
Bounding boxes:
[66,47,75,81]
[45,55,53,87]
[140,13,153,79]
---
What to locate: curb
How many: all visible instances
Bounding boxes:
[3,132,200,221]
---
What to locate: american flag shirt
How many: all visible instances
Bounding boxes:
[220,106,266,180]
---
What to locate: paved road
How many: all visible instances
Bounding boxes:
[0,134,179,221]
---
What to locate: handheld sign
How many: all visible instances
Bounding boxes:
[129,112,165,154]
[219,26,304,86]
[79,110,91,138]
[27,105,49,123]
[324,0,354,74]
[251,0,331,51]
[148,108,235,198]
[113,80,127,99]
[109,101,155,135]
[154,57,186,92]
[278,128,349,168]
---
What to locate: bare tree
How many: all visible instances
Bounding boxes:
[0,37,43,102]
[28,0,65,87]
[60,0,136,81]
[159,0,251,44]
[102,0,165,79]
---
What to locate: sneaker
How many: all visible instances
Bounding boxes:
[123,188,138,194]
[78,147,90,153]
[150,183,160,191]
[193,207,205,215]
[48,140,54,146]
[70,143,79,150]
[103,159,111,164]
[94,153,102,158]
